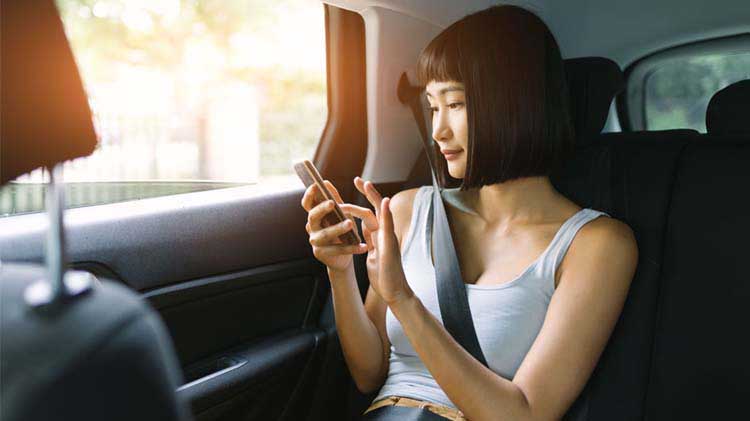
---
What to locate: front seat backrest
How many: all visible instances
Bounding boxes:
[0,264,190,421]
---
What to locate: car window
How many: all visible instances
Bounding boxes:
[0,0,326,217]
[645,53,750,133]
[644,52,750,132]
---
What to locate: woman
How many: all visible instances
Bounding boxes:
[301,5,637,421]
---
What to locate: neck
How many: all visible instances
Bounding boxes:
[459,176,561,227]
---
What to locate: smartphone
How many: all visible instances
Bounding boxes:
[294,159,362,246]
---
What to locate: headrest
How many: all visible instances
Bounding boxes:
[563,57,624,140]
[1,0,97,185]
[0,263,189,421]
[706,79,750,135]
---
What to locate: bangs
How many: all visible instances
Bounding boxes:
[413,5,574,190]
[416,24,464,86]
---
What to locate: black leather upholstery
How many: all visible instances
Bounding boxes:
[0,263,190,421]
[705,79,750,135]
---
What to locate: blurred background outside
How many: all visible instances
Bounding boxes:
[1,0,326,216]
[5,2,747,217]
[645,52,750,131]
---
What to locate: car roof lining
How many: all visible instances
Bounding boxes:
[324,0,750,68]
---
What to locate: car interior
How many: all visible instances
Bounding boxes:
[1,0,748,420]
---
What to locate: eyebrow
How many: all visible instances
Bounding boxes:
[425,86,465,98]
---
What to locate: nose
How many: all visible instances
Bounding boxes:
[431,108,452,143]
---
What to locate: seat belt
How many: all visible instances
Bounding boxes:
[397,73,489,368]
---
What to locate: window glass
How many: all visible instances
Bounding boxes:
[645,52,750,132]
[1,0,326,217]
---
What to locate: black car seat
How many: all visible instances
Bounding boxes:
[0,1,190,420]
[549,59,703,421]
[0,265,190,421]
[641,79,750,419]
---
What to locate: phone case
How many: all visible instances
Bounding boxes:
[294,160,362,246]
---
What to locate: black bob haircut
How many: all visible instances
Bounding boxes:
[416,5,574,191]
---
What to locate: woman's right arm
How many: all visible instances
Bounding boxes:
[328,265,391,394]
[302,180,417,394]
[302,179,390,393]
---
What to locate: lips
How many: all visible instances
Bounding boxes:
[441,149,462,156]
[441,150,462,162]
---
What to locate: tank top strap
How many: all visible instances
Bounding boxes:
[401,185,433,257]
[541,208,611,284]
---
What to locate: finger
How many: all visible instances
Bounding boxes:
[354,177,383,215]
[314,242,370,259]
[353,177,371,211]
[308,199,335,231]
[339,203,379,232]
[309,218,356,246]
[362,225,374,251]
[323,180,362,231]
[379,197,398,251]
[301,183,320,211]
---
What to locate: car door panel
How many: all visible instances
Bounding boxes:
[0,185,342,420]
[177,329,324,420]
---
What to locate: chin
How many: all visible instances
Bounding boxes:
[447,169,465,179]
[446,163,465,180]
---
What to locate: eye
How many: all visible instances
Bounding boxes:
[448,102,464,110]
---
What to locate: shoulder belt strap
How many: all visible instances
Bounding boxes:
[397,72,488,368]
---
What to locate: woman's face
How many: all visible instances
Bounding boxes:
[425,80,468,179]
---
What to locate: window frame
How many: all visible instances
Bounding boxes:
[313,5,367,204]
[618,33,750,131]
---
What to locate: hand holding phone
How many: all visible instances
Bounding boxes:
[294,160,362,246]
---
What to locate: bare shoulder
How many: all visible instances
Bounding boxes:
[388,187,422,251]
[559,215,639,288]
[583,216,637,255]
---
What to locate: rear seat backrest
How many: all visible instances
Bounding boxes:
[643,79,750,419]
[549,58,704,421]
[556,130,698,421]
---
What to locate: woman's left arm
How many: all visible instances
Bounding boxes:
[389,217,638,421]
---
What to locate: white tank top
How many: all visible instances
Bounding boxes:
[373,185,610,409]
